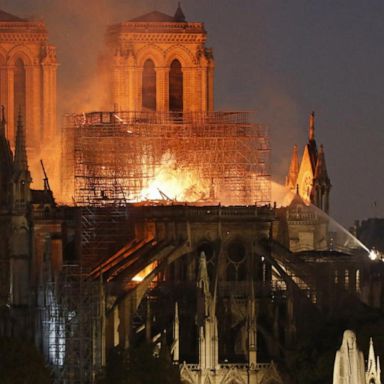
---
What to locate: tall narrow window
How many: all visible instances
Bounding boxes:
[142,59,156,111]
[14,58,26,135]
[344,269,349,290]
[169,59,183,112]
[355,269,360,292]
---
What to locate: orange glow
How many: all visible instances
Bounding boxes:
[132,261,158,282]
[138,151,211,202]
[271,181,295,207]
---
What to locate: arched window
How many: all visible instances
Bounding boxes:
[169,59,183,112]
[14,58,26,136]
[142,59,156,111]
[226,241,247,281]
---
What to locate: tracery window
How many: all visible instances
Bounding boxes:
[14,58,26,135]
[169,59,183,112]
[226,241,246,281]
[142,59,156,111]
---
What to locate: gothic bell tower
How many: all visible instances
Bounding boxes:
[0,9,57,154]
[101,3,214,112]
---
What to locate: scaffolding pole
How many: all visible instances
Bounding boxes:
[43,264,103,384]
[62,111,271,207]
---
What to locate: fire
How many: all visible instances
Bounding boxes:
[138,151,211,202]
[132,261,158,282]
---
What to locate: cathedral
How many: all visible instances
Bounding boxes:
[0,4,383,384]
[0,9,57,164]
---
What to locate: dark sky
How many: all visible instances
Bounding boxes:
[3,0,384,227]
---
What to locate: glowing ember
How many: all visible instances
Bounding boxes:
[138,151,211,202]
[132,261,158,282]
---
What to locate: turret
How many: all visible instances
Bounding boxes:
[0,106,13,209]
[312,144,331,213]
[377,356,381,383]
[366,337,381,384]
[197,252,218,370]
[248,281,257,369]
[172,302,180,363]
[13,110,31,211]
[286,144,299,190]
[309,111,315,142]
[174,2,186,22]
[307,111,318,172]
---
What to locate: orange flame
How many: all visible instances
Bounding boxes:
[138,151,211,202]
[132,261,158,282]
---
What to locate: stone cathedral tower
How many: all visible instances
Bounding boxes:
[0,9,57,153]
[100,4,214,112]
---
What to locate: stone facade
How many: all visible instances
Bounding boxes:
[100,5,214,113]
[0,10,57,154]
[286,112,331,213]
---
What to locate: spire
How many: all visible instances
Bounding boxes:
[14,109,28,172]
[172,302,179,362]
[309,111,315,141]
[174,2,186,22]
[286,144,299,189]
[368,337,377,374]
[197,251,210,296]
[314,145,329,182]
[248,280,257,368]
[197,251,218,371]
[12,109,31,211]
[312,144,331,213]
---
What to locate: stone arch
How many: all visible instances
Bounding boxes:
[164,44,197,67]
[179,359,195,384]
[7,45,34,66]
[0,48,7,65]
[169,59,183,112]
[13,58,26,136]
[224,237,249,281]
[136,44,165,67]
[142,58,156,111]
[221,370,246,384]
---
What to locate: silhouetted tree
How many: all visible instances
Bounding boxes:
[98,341,181,384]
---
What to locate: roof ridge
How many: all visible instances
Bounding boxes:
[0,9,26,22]
[130,10,176,23]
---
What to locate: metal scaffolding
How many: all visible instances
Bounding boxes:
[42,264,103,384]
[62,111,270,206]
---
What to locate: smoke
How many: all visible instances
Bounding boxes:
[3,1,305,205]
[3,0,175,115]
[1,0,178,194]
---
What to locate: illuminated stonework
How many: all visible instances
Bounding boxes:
[286,112,331,213]
[333,331,381,384]
[100,5,214,113]
[0,9,57,152]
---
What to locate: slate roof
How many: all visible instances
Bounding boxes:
[130,11,177,22]
[0,9,26,22]
[130,4,186,23]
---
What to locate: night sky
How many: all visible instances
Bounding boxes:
[3,0,384,227]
